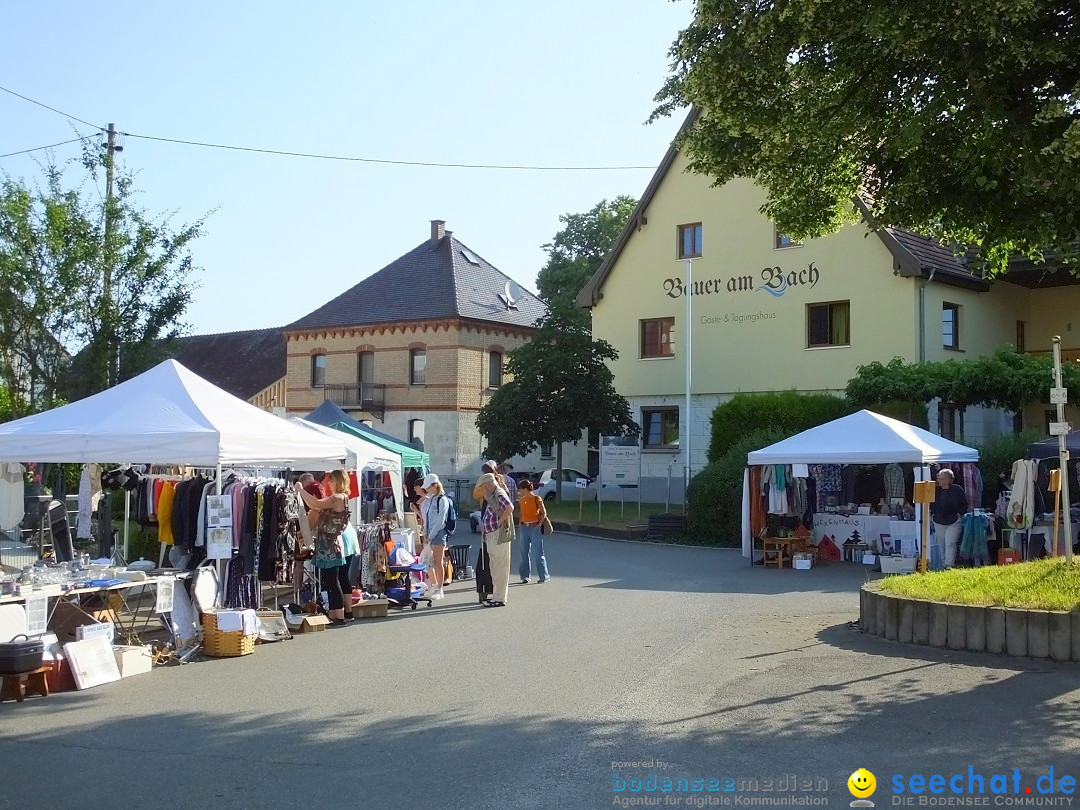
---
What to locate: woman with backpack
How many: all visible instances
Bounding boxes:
[420,472,450,600]
[516,479,550,584]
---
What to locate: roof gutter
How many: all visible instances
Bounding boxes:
[918,268,937,364]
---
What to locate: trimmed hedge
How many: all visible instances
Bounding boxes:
[689,427,792,545]
[708,391,854,462]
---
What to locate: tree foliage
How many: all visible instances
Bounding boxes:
[654,0,1080,272]
[0,152,205,412]
[846,347,1080,413]
[476,311,638,462]
[536,195,637,321]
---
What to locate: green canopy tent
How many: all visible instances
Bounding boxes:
[304,401,430,471]
[330,420,429,471]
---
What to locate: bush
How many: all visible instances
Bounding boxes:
[708,391,854,462]
[689,426,792,545]
[975,430,1042,508]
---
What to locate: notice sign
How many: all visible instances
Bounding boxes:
[206,527,233,560]
[600,436,640,486]
[206,496,233,528]
[155,577,175,614]
[25,595,48,636]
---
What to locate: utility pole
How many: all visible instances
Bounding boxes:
[102,123,121,388]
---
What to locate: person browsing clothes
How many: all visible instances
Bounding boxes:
[931,469,968,568]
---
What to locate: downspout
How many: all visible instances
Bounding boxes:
[917,268,937,364]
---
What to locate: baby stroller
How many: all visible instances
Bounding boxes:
[386,562,432,611]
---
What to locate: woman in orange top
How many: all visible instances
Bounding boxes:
[516,479,549,584]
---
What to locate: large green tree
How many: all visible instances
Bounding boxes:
[537,195,637,322]
[654,0,1080,272]
[0,152,204,411]
[476,311,638,497]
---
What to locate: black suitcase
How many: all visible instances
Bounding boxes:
[475,542,492,604]
[0,634,45,675]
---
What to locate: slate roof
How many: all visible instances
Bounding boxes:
[167,327,286,400]
[287,233,546,331]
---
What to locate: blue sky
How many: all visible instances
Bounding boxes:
[0,1,689,335]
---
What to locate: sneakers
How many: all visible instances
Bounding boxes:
[519,578,530,584]
[431,589,445,600]
[538,578,549,583]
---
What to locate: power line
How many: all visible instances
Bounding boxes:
[0,84,656,171]
[122,131,656,171]
[0,136,95,160]
[0,84,100,130]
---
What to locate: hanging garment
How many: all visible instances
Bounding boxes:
[0,462,24,532]
[883,464,905,502]
[158,482,177,545]
[959,513,990,566]
[1007,459,1037,530]
[76,463,103,540]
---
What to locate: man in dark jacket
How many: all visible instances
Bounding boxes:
[931,469,968,567]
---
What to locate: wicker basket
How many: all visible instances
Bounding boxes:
[202,612,256,658]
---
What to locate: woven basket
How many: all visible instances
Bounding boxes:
[202,612,256,658]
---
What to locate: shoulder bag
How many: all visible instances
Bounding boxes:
[536,495,553,535]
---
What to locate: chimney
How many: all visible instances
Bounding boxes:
[430,219,446,245]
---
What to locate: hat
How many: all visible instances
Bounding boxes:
[482,460,498,472]
[477,473,497,487]
[421,473,440,489]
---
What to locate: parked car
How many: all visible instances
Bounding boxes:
[533,468,597,502]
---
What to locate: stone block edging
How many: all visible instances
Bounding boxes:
[859,583,1080,663]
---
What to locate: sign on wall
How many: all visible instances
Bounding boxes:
[601,436,640,486]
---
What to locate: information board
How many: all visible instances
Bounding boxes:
[600,436,640,486]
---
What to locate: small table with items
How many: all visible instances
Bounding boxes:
[761,536,808,569]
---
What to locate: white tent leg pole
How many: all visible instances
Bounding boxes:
[216,463,225,606]
[123,489,130,563]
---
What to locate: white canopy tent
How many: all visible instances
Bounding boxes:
[0,360,347,467]
[742,410,979,556]
[289,417,404,520]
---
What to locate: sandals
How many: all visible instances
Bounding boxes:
[481,599,506,608]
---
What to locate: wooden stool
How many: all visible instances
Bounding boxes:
[1,666,51,703]
[762,539,787,569]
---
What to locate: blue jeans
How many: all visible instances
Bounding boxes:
[518,524,549,581]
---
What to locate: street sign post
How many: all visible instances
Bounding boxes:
[1052,337,1073,564]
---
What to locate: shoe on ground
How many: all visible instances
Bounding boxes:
[519,578,530,584]
[538,578,549,583]
[431,590,445,600]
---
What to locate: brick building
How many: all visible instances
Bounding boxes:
[284,220,586,478]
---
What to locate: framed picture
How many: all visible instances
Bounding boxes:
[879,533,894,555]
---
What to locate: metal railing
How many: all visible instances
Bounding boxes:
[322,382,386,420]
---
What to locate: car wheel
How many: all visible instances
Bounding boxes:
[544,493,556,502]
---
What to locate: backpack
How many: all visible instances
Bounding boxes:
[441,494,457,535]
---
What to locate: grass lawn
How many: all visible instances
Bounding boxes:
[879,559,1080,611]
[543,500,684,531]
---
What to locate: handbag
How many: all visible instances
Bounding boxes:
[497,520,515,545]
[536,495,553,535]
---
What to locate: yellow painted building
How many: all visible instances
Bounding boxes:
[578,134,1080,494]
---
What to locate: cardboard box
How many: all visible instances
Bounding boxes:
[287,614,330,633]
[50,601,118,641]
[352,600,389,619]
[112,645,153,677]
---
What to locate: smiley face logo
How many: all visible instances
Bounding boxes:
[848,769,877,799]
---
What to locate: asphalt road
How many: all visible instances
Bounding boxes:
[1,533,1078,810]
